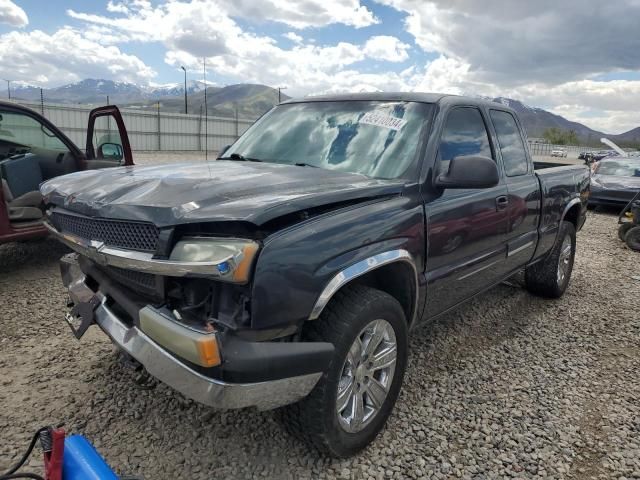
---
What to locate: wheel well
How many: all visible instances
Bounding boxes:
[348,261,417,325]
[563,203,581,228]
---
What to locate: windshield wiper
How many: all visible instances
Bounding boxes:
[219,153,263,162]
[294,162,319,168]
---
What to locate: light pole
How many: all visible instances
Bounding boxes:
[180,66,187,114]
[277,86,287,104]
[3,79,11,99]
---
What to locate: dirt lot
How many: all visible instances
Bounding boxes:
[1,210,639,480]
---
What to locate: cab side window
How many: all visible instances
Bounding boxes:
[438,107,493,175]
[490,110,528,176]
[0,111,69,159]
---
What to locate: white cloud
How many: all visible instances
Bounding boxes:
[0,0,27,27]
[283,32,303,44]
[363,36,409,62]
[69,0,378,33]
[376,0,640,86]
[513,80,640,133]
[224,0,378,28]
[66,1,409,95]
[0,28,155,86]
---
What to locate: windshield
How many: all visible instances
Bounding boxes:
[596,160,640,177]
[222,100,432,179]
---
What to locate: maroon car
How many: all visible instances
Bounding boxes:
[0,102,133,244]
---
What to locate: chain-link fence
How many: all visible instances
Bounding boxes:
[14,100,259,153]
[527,141,599,158]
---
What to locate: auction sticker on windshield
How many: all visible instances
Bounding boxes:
[360,112,407,131]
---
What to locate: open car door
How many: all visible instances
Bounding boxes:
[85,105,133,168]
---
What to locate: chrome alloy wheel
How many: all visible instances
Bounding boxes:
[557,235,572,285]
[336,319,397,433]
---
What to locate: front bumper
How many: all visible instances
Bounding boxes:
[61,254,331,411]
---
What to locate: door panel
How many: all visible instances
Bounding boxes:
[489,109,540,270]
[85,105,133,168]
[425,185,509,315]
[424,107,508,316]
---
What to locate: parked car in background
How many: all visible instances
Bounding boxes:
[551,149,567,157]
[43,93,589,457]
[589,150,615,162]
[0,102,133,244]
[589,158,640,208]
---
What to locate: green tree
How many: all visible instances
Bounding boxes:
[542,127,579,145]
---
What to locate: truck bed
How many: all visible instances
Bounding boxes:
[533,163,590,259]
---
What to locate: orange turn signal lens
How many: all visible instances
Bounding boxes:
[196,337,221,367]
[140,307,222,368]
[232,242,259,283]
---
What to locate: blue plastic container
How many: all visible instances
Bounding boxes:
[63,435,119,480]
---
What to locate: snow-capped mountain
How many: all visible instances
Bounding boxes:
[10,78,209,104]
[147,80,207,97]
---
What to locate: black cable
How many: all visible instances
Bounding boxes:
[0,473,45,480]
[1,428,47,476]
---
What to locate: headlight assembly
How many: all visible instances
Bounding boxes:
[170,237,259,283]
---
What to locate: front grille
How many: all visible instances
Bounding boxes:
[104,265,157,292]
[51,211,159,252]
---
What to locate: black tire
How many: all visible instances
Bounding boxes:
[619,223,635,242]
[281,285,408,457]
[625,226,640,251]
[525,221,576,298]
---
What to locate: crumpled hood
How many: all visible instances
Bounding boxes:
[40,161,405,227]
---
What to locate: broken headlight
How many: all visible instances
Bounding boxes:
[169,237,259,283]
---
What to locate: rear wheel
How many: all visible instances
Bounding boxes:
[525,221,576,298]
[281,285,408,457]
[625,226,640,251]
[619,223,635,242]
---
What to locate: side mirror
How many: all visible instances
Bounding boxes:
[436,155,499,189]
[98,143,124,161]
[219,144,231,156]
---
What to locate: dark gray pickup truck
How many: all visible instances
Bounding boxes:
[42,93,589,457]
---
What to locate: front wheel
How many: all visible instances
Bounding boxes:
[525,221,576,298]
[619,223,635,242]
[625,226,640,251]
[281,285,408,457]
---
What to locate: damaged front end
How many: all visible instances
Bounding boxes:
[51,209,333,411]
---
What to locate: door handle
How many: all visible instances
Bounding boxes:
[495,195,509,211]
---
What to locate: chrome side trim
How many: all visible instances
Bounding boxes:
[45,222,241,280]
[507,241,534,257]
[309,249,418,322]
[456,259,500,281]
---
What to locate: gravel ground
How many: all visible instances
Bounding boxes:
[1,210,639,480]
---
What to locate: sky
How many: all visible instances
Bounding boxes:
[1,0,640,134]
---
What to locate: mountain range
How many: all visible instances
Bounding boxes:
[8,79,640,146]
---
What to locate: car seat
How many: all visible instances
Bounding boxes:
[1,153,44,221]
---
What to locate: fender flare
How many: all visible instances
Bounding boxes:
[308,249,419,324]
[560,197,582,226]
[554,197,582,245]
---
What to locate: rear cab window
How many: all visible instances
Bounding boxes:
[489,110,529,176]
